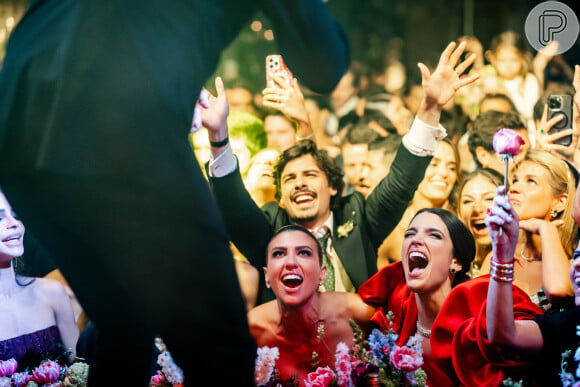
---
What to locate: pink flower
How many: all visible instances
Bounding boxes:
[0,359,17,377]
[31,360,60,384]
[150,370,166,385]
[492,128,524,156]
[304,366,336,387]
[334,342,353,387]
[11,372,32,387]
[389,345,423,372]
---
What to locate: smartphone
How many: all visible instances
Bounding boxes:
[547,94,573,146]
[266,55,294,89]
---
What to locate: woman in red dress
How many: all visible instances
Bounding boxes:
[359,207,542,386]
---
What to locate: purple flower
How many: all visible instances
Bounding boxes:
[11,372,32,387]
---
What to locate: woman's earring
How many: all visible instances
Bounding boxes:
[551,209,558,219]
[449,267,457,274]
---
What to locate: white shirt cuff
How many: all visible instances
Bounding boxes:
[402,117,447,156]
[208,144,238,177]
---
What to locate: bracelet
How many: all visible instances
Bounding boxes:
[490,259,514,282]
[296,131,315,141]
[210,137,229,147]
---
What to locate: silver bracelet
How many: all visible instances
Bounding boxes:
[296,131,315,141]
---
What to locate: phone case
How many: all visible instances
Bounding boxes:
[266,55,294,89]
[547,94,573,146]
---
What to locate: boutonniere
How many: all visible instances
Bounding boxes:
[337,211,355,238]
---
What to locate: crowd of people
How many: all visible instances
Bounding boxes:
[1,3,580,384]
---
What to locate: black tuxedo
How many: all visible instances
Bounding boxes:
[210,145,431,303]
[0,0,348,384]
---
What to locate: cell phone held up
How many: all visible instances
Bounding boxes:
[547,94,573,146]
[266,55,294,89]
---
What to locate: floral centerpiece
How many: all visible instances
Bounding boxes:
[254,311,427,387]
[0,358,89,387]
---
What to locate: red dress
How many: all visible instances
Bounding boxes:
[358,262,543,386]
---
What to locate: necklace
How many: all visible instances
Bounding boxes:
[416,321,431,338]
[520,247,541,262]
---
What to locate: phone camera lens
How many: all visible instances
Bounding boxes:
[549,96,562,109]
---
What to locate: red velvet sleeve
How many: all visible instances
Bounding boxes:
[358,262,408,328]
[431,276,543,386]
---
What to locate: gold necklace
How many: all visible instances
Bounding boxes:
[416,321,431,338]
[520,247,541,262]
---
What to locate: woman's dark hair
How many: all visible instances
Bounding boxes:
[274,140,344,209]
[413,208,475,287]
[267,225,323,265]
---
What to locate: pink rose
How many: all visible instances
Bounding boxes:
[492,128,524,156]
[389,346,423,372]
[0,359,17,377]
[31,360,60,384]
[304,366,336,387]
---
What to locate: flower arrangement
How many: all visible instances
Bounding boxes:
[254,312,426,386]
[149,337,185,387]
[0,358,89,387]
[559,325,580,387]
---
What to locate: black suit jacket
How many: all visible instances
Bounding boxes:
[210,145,431,303]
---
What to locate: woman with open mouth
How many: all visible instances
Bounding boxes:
[247,225,375,384]
[456,167,503,277]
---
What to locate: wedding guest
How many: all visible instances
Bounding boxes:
[203,41,480,303]
[468,110,530,174]
[0,0,349,384]
[485,185,580,385]
[340,123,380,195]
[0,191,78,370]
[248,225,375,383]
[359,208,475,384]
[360,206,544,385]
[480,149,577,311]
[456,168,503,277]
[355,134,402,199]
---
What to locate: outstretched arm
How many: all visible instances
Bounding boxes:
[485,186,544,352]
[366,41,479,245]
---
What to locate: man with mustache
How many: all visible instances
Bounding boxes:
[204,42,480,304]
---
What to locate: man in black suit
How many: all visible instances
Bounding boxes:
[0,0,349,385]
[202,42,479,303]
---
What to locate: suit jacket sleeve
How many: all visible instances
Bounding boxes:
[208,164,274,271]
[364,145,432,248]
[260,0,349,93]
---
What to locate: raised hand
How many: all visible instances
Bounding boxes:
[417,41,480,110]
[535,103,577,160]
[197,77,229,141]
[485,186,519,263]
[262,76,310,125]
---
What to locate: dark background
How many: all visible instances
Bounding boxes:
[0,0,578,92]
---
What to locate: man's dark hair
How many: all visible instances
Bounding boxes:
[340,122,380,148]
[367,134,402,163]
[274,140,344,209]
[468,110,526,168]
[414,208,475,287]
